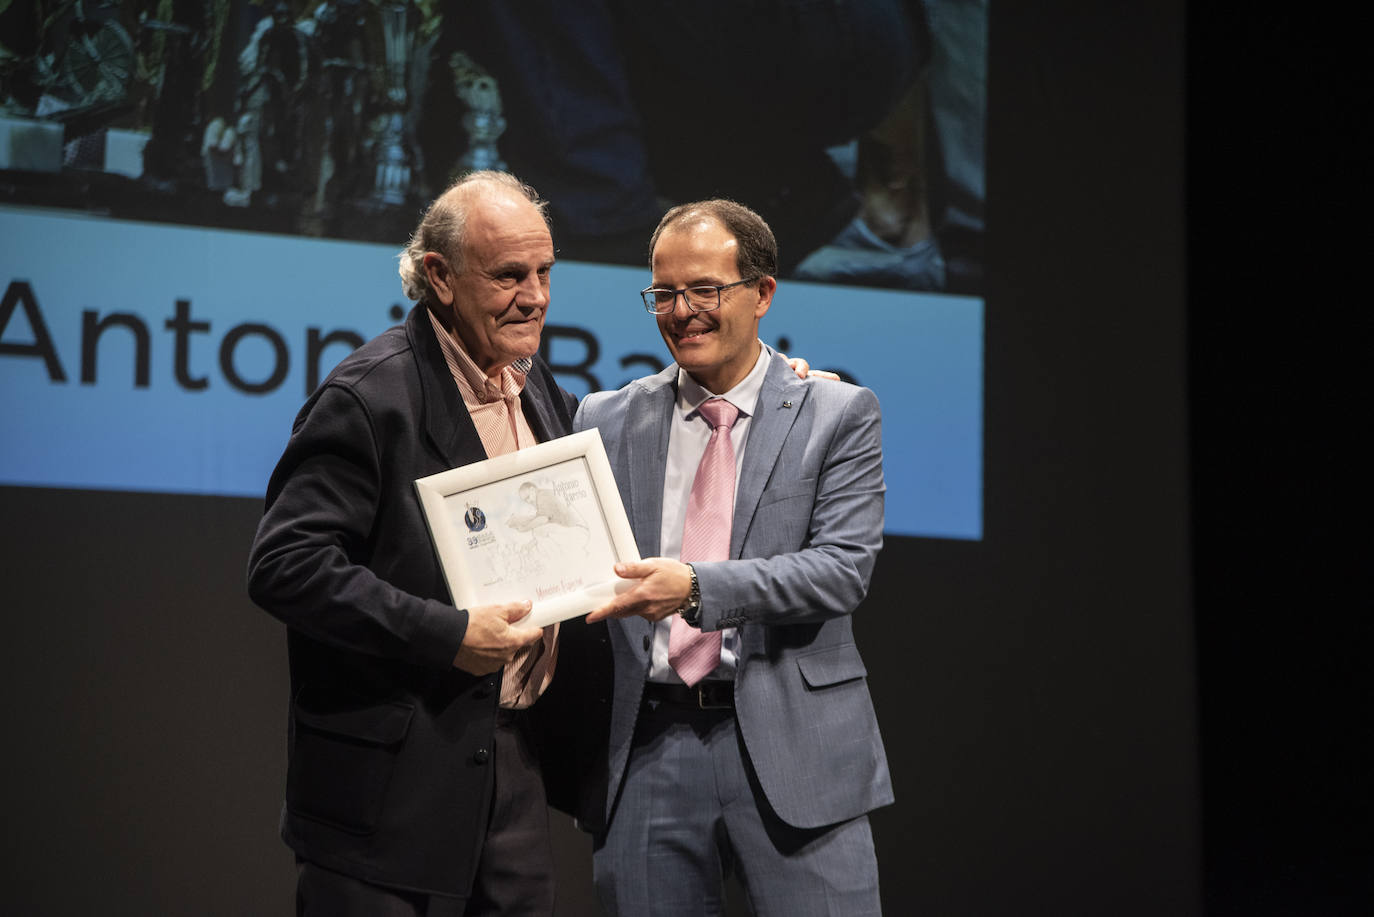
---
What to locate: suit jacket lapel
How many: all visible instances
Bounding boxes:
[626,369,677,558]
[615,369,677,662]
[519,366,562,444]
[733,354,808,558]
[405,305,486,469]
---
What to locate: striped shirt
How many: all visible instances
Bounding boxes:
[427,309,557,709]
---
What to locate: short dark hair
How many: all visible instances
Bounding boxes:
[649,199,778,281]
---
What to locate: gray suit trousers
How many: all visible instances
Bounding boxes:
[592,698,881,917]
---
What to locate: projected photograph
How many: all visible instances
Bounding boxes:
[1,0,986,541]
[0,0,985,295]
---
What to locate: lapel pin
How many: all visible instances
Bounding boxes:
[781,400,793,409]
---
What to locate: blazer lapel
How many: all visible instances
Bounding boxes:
[732,354,808,558]
[405,305,486,468]
[625,369,677,558]
[615,370,677,664]
[519,361,566,445]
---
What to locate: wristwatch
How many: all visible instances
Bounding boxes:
[677,563,702,626]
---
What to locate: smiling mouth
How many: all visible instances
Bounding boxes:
[674,324,716,343]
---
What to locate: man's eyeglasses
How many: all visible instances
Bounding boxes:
[640,278,758,315]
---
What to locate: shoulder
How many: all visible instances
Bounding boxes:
[322,325,414,395]
[764,353,878,416]
[776,373,881,448]
[290,326,417,434]
[578,386,626,414]
[575,388,626,433]
[805,377,879,414]
[576,367,674,428]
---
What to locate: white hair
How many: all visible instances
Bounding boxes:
[397,171,549,303]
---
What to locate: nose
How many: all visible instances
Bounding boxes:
[669,291,695,321]
[517,272,549,309]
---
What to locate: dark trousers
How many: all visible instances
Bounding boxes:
[296,710,555,917]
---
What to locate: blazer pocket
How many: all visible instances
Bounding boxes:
[796,642,869,689]
[757,476,817,509]
[286,696,415,835]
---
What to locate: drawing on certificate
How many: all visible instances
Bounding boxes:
[442,457,619,608]
[416,428,641,627]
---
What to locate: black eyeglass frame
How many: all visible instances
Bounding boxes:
[639,277,759,315]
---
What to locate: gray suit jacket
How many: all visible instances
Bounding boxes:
[574,349,894,830]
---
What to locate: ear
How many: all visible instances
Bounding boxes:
[753,275,777,320]
[422,252,456,306]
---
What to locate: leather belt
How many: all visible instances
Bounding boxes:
[642,681,734,710]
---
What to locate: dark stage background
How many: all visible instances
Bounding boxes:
[0,3,1362,915]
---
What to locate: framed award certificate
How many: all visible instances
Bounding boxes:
[414,429,640,628]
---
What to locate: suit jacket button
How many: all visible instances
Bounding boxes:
[473,747,490,765]
[642,635,651,652]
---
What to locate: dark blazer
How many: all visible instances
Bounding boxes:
[575,352,894,830]
[247,305,608,896]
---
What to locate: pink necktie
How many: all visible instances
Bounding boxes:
[669,398,740,686]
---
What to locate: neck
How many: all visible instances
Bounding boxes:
[427,304,512,383]
[689,344,762,395]
[475,357,508,382]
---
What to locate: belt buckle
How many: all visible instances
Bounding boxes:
[696,683,730,710]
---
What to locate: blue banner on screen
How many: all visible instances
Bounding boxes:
[1,208,981,539]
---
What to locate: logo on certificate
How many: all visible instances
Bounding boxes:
[464,504,486,532]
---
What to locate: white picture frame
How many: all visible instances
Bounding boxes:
[414,429,640,628]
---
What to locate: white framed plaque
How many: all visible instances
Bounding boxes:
[414,429,640,628]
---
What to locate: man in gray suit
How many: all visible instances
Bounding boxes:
[575,200,893,916]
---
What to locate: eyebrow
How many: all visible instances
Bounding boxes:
[652,275,726,288]
[488,258,555,276]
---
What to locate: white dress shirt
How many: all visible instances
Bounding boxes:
[647,344,771,683]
